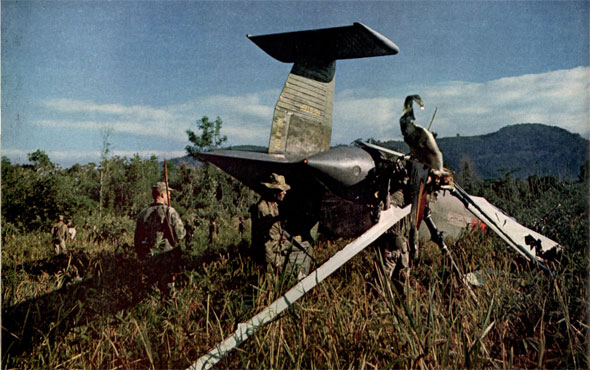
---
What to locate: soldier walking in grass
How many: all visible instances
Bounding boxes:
[134,182,186,297]
[51,215,69,254]
[381,189,412,281]
[134,182,186,258]
[67,219,77,241]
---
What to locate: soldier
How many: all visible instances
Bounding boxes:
[51,215,69,254]
[381,189,412,280]
[134,182,186,297]
[134,182,186,259]
[67,219,77,241]
[183,212,196,247]
[379,159,414,282]
[250,173,312,278]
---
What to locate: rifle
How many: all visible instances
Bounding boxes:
[281,229,316,264]
[163,160,177,247]
[427,106,438,131]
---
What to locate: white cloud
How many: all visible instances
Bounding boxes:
[333,66,590,143]
[333,97,397,143]
[109,149,187,160]
[1,148,33,163]
[198,94,274,119]
[38,92,275,147]
[21,66,589,167]
[33,119,185,143]
[172,93,274,146]
[43,99,177,121]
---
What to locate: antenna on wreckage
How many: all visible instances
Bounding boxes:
[163,160,176,247]
[427,106,438,131]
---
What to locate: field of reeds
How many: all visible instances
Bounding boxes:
[2,170,588,369]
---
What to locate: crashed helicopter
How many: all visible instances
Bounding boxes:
[191,23,562,369]
[196,22,561,265]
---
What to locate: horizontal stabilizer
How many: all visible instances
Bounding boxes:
[247,23,399,64]
[196,150,300,194]
[197,149,296,164]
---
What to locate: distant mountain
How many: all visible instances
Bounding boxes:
[379,124,589,179]
[167,155,201,168]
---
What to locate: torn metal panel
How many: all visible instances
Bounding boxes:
[419,190,475,239]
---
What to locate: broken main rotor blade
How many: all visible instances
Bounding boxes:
[452,184,561,272]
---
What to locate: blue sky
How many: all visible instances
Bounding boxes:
[2,1,589,167]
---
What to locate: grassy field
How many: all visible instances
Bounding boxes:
[2,180,588,369]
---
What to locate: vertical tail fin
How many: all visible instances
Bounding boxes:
[269,68,334,157]
[248,23,399,158]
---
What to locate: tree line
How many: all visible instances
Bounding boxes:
[1,116,256,241]
[2,115,587,260]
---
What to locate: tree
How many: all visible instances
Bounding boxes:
[27,149,55,173]
[578,160,589,183]
[184,116,247,219]
[185,116,227,155]
[99,155,160,217]
[2,151,90,230]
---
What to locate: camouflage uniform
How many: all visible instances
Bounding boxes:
[51,216,69,254]
[382,189,412,278]
[134,183,187,298]
[252,199,288,270]
[134,202,186,257]
[250,174,312,277]
[376,158,416,280]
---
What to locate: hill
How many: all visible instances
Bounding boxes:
[379,123,589,179]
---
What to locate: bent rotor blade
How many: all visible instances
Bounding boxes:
[452,185,561,272]
[189,205,411,370]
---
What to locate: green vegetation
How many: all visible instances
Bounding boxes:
[2,120,588,369]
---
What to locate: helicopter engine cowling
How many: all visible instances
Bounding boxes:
[305,146,375,187]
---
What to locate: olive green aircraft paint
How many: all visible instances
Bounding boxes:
[269,73,335,156]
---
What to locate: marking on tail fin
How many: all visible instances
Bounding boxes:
[269,73,334,157]
[272,117,286,151]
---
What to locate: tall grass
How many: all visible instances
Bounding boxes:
[2,181,588,369]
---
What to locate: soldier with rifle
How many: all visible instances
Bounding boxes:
[250,173,313,279]
[134,175,186,297]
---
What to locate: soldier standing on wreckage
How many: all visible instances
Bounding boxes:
[134,182,186,296]
[250,173,313,279]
